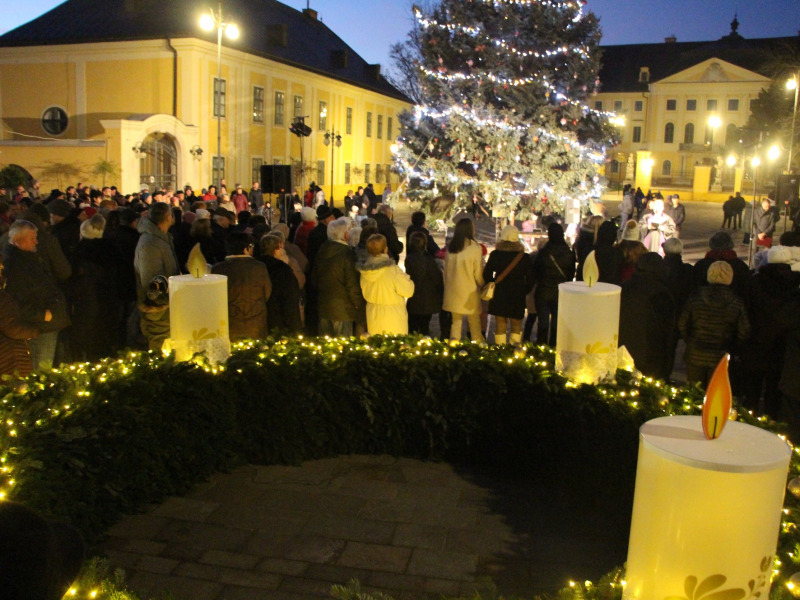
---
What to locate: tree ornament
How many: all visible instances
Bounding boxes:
[789,477,800,498]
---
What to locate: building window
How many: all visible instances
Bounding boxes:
[727,98,739,111]
[686,99,697,111]
[387,117,392,140]
[385,165,391,184]
[594,101,603,111]
[317,160,325,186]
[664,122,674,143]
[41,106,68,135]
[345,162,351,184]
[346,107,353,134]
[684,123,694,144]
[274,91,285,126]
[632,126,642,143]
[366,112,372,137]
[634,100,643,112]
[252,157,263,185]
[609,160,619,174]
[214,78,226,118]
[666,99,676,111]
[704,124,714,145]
[252,87,264,123]
[212,156,225,185]
[365,163,371,183]
[319,101,327,130]
[293,95,303,119]
[639,67,649,82]
[707,99,718,112]
[749,98,758,111]
[376,164,384,183]
[662,160,672,176]
[614,100,623,112]
[377,115,383,139]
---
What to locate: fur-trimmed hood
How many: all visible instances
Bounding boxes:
[357,254,396,273]
[494,240,525,253]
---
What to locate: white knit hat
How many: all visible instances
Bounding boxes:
[79,214,105,239]
[621,219,640,241]
[301,206,317,222]
[707,261,734,285]
[768,245,793,265]
[195,208,210,220]
[499,224,520,242]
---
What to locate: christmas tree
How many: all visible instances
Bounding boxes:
[393,0,617,221]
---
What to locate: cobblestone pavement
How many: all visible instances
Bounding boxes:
[106,456,630,600]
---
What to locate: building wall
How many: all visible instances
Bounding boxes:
[0,38,410,199]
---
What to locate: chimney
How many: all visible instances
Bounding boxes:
[665,35,677,43]
[303,8,318,20]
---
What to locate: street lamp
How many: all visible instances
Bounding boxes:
[321,107,341,208]
[200,3,239,195]
[787,72,799,173]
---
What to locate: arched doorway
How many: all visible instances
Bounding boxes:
[140,132,177,191]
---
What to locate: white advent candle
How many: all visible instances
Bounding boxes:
[624,415,791,600]
[168,274,230,364]
[555,281,620,383]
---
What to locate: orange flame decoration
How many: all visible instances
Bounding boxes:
[702,354,732,440]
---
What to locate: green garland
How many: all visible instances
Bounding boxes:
[0,336,798,600]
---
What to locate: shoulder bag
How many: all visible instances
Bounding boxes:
[481,252,525,301]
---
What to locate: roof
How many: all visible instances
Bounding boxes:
[0,0,410,102]
[598,32,800,93]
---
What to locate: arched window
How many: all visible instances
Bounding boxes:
[662,160,672,176]
[664,122,675,144]
[684,123,694,144]
[139,132,177,191]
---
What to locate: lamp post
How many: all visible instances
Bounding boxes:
[787,71,799,174]
[200,3,238,195]
[321,107,341,208]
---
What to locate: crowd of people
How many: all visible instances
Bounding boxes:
[1,178,799,434]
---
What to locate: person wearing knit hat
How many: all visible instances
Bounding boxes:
[621,219,640,241]
[618,219,647,282]
[678,260,750,387]
[79,213,105,240]
[692,231,750,299]
[483,224,533,345]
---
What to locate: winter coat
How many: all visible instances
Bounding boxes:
[3,244,70,334]
[753,205,776,237]
[619,255,676,380]
[306,223,329,268]
[68,238,124,361]
[134,216,180,302]
[310,241,364,322]
[573,228,596,281]
[639,213,676,256]
[404,250,443,316]
[662,253,695,316]
[0,289,38,377]
[249,188,264,211]
[358,254,415,335]
[374,212,404,263]
[211,256,272,341]
[231,192,249,215]
[106,225,139,303]
[293,220,316,256]
[482,241,534,320]
[50,214,81,262]
[669,203,686,229]
[443,239,484,315]
[532,240,575,301]
[261,255,302,334]
[742,263,800,371]
[693,250,751,303]
[678,285,751,369]
[405,224,440,257]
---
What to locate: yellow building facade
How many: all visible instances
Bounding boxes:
[0,4,410,203]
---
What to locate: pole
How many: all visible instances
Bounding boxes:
[748,163,758,268]
[789,70,799,174]
[330,138,335,209]
[215,3,223,195]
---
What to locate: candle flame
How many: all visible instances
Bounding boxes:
[583,250,599,287]
[187,243,207,278]
[702,354,732,440]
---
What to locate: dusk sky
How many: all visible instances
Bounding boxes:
[0,0,798,69]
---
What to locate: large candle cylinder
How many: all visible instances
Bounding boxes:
[624,415,791,600]
[168,274,230,364]
[555,281,620,383]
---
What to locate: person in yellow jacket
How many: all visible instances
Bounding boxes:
[357,234,415,335]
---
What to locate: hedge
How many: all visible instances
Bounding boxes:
[0,336,798,600]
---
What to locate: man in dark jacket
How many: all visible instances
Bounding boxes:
[3,220,69,369]
[374,204,404,263]
[679,261,750,387]
[106,208,141,347]
[619,253,676,380]
[307,204,335,268]
[47,198,81,263]
[249,181,264,214]
[259,234,302,334]
[532,223,575,346]
[406,211,440,257]
[310,217,364,336]
[753,199,777,248]
[212,232,272,341]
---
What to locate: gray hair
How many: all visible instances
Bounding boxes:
[9,219,37,244]
[266,229,285,243]
[260,234,282,257]
[327,217,350,242]
[376,204,393,217]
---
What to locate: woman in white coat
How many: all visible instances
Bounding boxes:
[357,234,415,335]
[443,218,484,342]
